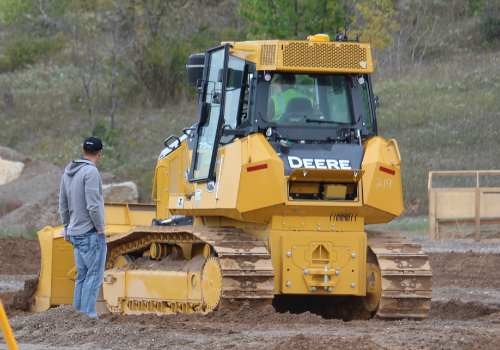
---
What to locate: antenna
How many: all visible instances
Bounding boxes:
[344,18,347,37]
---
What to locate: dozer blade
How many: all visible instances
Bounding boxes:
[30,203,156,312]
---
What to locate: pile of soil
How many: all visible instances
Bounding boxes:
[428,300,500,320]
[0,236,40,274]
[1,278,38,316]
[429,252,500,289]
[0,146,124,234]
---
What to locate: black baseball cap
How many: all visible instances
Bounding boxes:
[83,137,103,152]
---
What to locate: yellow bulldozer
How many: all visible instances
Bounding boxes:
[31,34,432,320]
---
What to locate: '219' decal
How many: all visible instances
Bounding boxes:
[376,178,392,189]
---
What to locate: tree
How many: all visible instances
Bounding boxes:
[240,0,346,40]
[351,0,399,50]
[0,0,71,36]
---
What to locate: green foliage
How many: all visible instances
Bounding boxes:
[481,15,500,42]
[354,0,398,50]
[462,0,500,42]
[240,0,345,39]
[0,0,71,36]
[0,34,66,73]
[239,0,396,50]
[92,118,120,148]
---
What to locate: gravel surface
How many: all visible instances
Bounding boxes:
[433,286,500,306]
[415,238,500,254]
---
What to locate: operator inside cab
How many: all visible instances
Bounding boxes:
[267,73,314,121]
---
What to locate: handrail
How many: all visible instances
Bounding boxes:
[151,166,165,203]
[388,139,401,166]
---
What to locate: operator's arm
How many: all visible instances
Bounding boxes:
[84,169,106,233]
[59,177,70,230]
[59,177,71,242]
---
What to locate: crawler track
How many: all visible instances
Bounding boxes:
[367,230,433,319]
[105,226,274,313]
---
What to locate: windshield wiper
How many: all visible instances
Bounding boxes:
[305,118,337,124]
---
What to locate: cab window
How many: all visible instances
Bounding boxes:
[224,57,255,129]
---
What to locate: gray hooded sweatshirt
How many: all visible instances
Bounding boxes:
[59,159,106,235]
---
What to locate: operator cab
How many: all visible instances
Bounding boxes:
[185,42,379,183]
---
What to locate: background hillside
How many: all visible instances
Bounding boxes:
[0,0,499,219]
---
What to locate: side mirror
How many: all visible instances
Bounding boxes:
[187,53,205,86]
[374,96,380,109]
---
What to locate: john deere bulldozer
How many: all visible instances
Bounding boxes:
[32,34,432,320]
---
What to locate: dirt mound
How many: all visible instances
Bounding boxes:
[0,236,41,274]
[1,278,38,316]
[428,300,500,320]
[0,146,125,235]
[102,304,336,328]
[429,252,500,289]
[0,147,62,233]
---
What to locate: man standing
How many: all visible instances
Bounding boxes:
[59,136,107,318]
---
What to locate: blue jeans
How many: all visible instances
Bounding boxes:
[69,232,107,318]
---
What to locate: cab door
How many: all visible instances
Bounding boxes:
[189,44,229,182]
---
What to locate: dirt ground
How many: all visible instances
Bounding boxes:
[1,237,500,349]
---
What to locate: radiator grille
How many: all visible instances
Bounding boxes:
[333,213,356,222]
[260,45,276,66]
[283,43,367,70]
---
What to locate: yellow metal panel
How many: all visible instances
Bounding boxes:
[51,278,75,298]
[155,162,169,219]
[128,205,156,225]
[126,270,188,301]
[103,268,126,307]
[237,134,287,213]
[278,41,372,73]
[51,236,76,301]
[31,227,54,312]
[169,156,180,194]
[186,272,202,301]
[104,205,131,226]
[290,183,320,194]
[362,137,403,219]
[50,297,74,305]
[214,143,241,209]
[280,231,366,295]
[225,40,373,73]
[323,184,347,199]
[271,215,364,231]
[289,169,363,183]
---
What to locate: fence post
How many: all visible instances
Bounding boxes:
[475,188,481,241]
[429,189,436,240]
